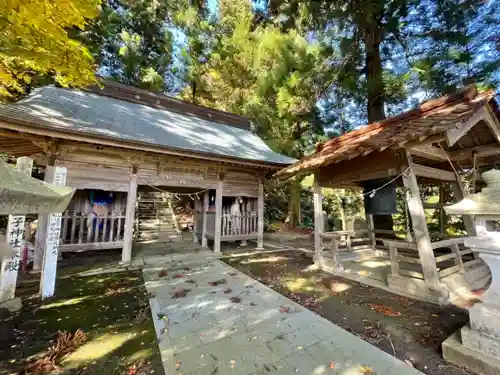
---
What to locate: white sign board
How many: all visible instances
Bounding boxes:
[40,166,67,298]
[0,215,26,301]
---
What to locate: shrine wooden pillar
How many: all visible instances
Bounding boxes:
[257,178,264,250]
[121,166,138,263]
[313,176,324,265]
[39,165,67,298]
[0,157,33,303]
[201,191,209,248]
[193,197,200,243]
[214,174,223,253]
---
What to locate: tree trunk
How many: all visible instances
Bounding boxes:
[286,179,301,227]
[365,26,385,124]
[364,25,394,234]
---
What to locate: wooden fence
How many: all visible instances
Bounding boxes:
[320,229,372,268]
[203,209,259,241]
[383,237,477,281]
[59,211,125,252]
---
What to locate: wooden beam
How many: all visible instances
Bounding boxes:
[401,152,441,288]
[484,105,500,144]
[121,167,138,263]
[313,177,324,266]
[213,174,223,253]
[408,144,448,161]
[403,135,446,149]
[412,164,456,181]
[446,107,487,147]
[448,143,500,161]
[316,150,400,187]
[257,178,264,250]
[0,120,282,170]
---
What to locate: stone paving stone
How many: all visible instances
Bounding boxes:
[143,257,423,375]
[167,311,218,339]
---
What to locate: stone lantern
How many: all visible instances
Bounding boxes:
[442,169,500,375]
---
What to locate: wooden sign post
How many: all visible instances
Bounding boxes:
[39,166,67,298]
[0,157,33,303]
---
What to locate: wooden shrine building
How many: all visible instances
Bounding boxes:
[276,85,500,304]
[0,81,294,266]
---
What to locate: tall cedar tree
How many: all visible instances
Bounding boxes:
[266,0,494,230]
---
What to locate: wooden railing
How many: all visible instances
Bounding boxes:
[205,212,216,236]
[321,230,372,268]
[59,211,125,252]
[221,211,258,239]
[384,237,476,281]
[383,240,423,279]
[202,211,259,240]
[432,238,476,279]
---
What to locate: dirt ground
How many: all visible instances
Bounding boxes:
[0,266,163,375]
[223,250,473,375]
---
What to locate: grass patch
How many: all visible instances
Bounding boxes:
[0,270,163,375]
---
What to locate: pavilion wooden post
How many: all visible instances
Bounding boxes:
[39,165,67,298]
[401,152,440,288]
[450,181,476,236]
[201,191,209,248]
[121,166,138,263]
[0,157,33,303]
[214,174,223,253]
[257,178,264,250]
[366,213,376,249]
[313,177,324,265]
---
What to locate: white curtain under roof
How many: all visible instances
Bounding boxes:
[0,160,74,215]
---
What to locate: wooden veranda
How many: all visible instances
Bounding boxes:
[276,85,500,304]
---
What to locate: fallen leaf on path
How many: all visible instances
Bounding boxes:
[173,273,184,279]
[172,289,191,298]
[208,279,227,286]
[367,303,402,317]
[158,270,168,277]
[279,306,290,313]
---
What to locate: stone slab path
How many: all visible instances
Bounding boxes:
[143,257,423,375]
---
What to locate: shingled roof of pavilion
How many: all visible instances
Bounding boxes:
[275,85,499,180]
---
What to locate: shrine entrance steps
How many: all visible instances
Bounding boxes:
[135,191,181,243]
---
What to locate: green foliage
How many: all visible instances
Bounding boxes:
[266,0,497,127]
[180,0,336,158]
[0,0,100,100]
[77,0,193,92]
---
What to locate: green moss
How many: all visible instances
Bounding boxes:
[0,270,163,375]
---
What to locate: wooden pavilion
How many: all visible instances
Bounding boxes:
[0,81,295,269]
[276,85,500,304]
